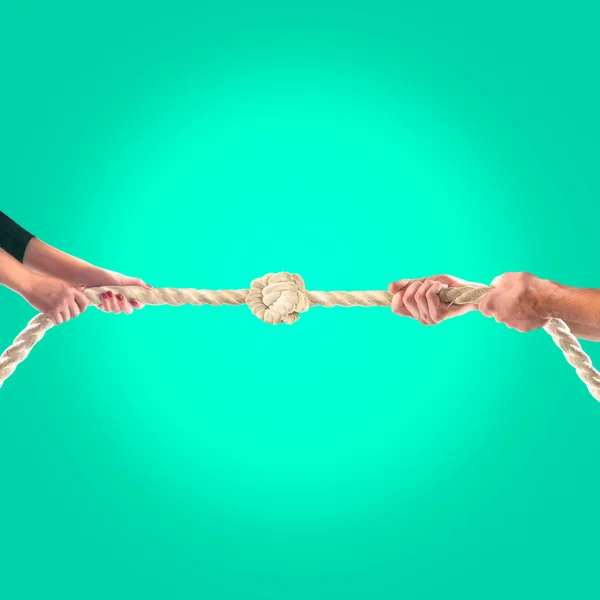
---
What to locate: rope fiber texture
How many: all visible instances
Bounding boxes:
[1,271,599,400]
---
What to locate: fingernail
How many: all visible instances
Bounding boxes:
[107,291,113,298]
[101,292,107,299]
[116,294,124,301]
[131,300,139,307]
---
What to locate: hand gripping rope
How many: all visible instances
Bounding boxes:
[1,272,599,399]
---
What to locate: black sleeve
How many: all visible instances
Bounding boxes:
[0,211,35,263]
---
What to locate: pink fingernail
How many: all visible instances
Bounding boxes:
[107,291,113,298]
[116,294,124,301]
[101,292,107,299]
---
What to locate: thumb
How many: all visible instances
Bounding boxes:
[130,278,152,289]
[490,274,505,288]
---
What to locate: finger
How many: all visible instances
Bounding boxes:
[391,291,408,316]
[479,296,493,318]
[107,291,122,314]
[116,293,134,315]
[136,279,152,289]
[491,274,505,287]
[389,279,411,294]
[483,299,503,321]
[52,311,64,325]
[130,299,145,310]
[74,289,89,313]
[388,277,429,294]
[59,306,71,323]
[402,281,423,321]
[126,277,152,289]
[426,281,446,324]
[447,303,476,319]
[414,280,436,324]
[100,292,111,312]
[69,300,81,319]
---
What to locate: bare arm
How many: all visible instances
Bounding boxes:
[390,273,600,343]
[560,323,600,342]
[0,247,35,297]
[0,246,89,324]
[23,237,104,285]
[0,209,149,319]
[539,281,600,342]
[22,237,151,314]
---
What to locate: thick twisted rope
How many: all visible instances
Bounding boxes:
[1,272,599,401]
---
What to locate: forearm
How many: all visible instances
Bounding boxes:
[558,322,600,342]
[537,280,600,342]
[23,238,104,285]
[0,248,34,296]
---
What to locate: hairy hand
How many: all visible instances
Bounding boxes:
[479,272,550,332]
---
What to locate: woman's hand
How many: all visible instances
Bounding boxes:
[21,272,89,325]
[82,269,153,315]
[388,274,479,325]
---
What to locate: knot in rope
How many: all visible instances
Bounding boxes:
[247,272,309,324]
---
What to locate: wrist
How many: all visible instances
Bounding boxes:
[23,238,100,285]
[13,268,39,299]
[73,264,105,285]
[530,278,562,319]
[77,266,118,287]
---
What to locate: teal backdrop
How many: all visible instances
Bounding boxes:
[1,2,599,599]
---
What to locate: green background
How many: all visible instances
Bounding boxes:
[1,2,599,598]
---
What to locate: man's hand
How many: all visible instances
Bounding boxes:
[81,269,152,315]
[388,275,478,325]
[479,272,551,332]
[22,273,89,325]
[389,271,553,333]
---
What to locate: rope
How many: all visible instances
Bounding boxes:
[1,272,599,401]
